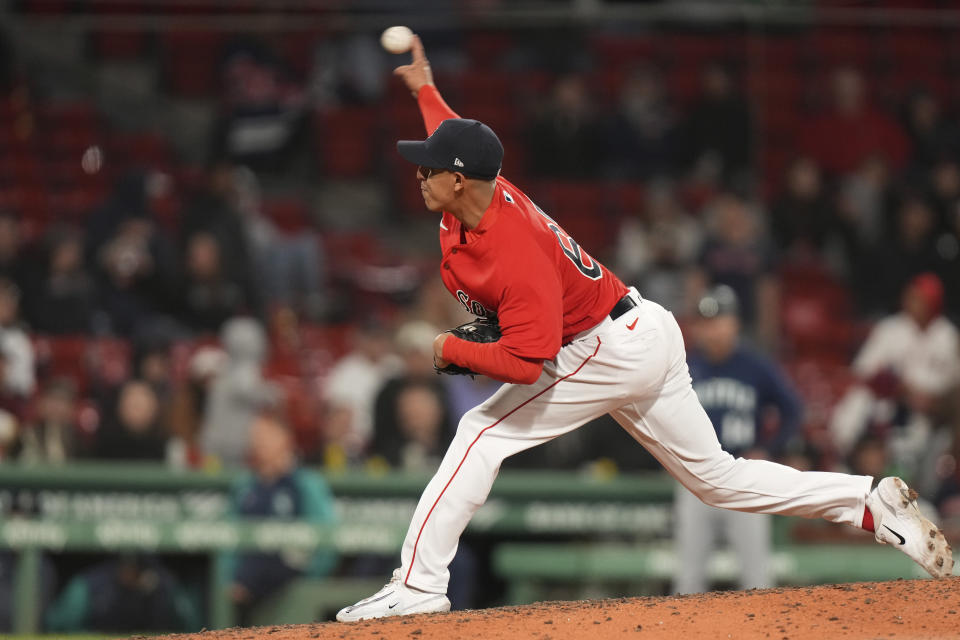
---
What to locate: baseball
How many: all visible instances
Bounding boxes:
[381,25,414,54]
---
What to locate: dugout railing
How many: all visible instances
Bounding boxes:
[0,464,929,633]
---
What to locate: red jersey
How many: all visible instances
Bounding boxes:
[417,85,628,383]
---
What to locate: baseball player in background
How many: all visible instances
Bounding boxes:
[675,285,803,594]
[336,36,953,622]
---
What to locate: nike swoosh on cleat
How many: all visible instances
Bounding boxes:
[388,602,399,609]
[626,318,639,331]
[884,524,906,545]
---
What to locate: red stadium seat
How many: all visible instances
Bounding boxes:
[529,181,614,252]
[590,35,663,70]
[47,187,105,222]
[779,264,858,360]
[665,66,703,106]
[316,107,379,177]
[884,30,946,67]
[89,30,150,60]
[668,34,740,68]
[38,101,100,132]
[466,32,514,68]
[159,31,224,98]
[806,29,877,68]
[460,71,513,106]
[261,197,312,234]
[110,132,174,168]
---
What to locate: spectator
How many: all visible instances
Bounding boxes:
[526,74,604,178]
[320,322,401,468]
[200,317,279,468]
[91,379,168,462]
[44,555,201,633]
[232,166,327,320]
[603,64,678,179]
[866,194,944,314]
[0,400,17,461]
[309,32,389,107]
[614,180,701,313]
[89,175,178,337]
[179,162,260,320]
[14,378,78,464]
[830,273,960,489]
[228,413,337,620]
[212,38,308,172]
[837,154,895,253]
[902,90,959,175]
[769,157,852,267]
[846,434,895,479]
[0,278,34,399]
[675,286,802,594]
[800,66,910,175]
[680,62,753,182]
[167,346,226,468]
[179,232,252,333]
[100,224,175,335]
[927,158,960,235]
[0,212,28,294]
[24,226,96,335]
[687,191,779,350]
[938,201,960,322]
[370,321,453,470]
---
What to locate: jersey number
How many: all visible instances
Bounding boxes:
[547,224,602,280]
[533,202,603,280]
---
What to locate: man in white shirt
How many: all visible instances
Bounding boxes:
[831,273,960,487]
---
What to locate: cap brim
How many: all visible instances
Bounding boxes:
[397,140,442,168]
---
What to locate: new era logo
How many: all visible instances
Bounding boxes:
[453,157,464,168]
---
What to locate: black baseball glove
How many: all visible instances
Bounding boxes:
[434,316,501,377]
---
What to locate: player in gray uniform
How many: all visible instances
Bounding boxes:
[675,286,803,593]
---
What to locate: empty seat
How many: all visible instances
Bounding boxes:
[262,197,312,233]
[316,108,379,178]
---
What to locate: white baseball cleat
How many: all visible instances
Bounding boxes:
[866,476,954,578]
[336,568,451,622]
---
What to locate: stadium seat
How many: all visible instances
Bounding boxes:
[110,131,174,168]
[159,31,224,98]
[89,29,150,60]
[261,197,312,234]
[590,35,663,70]
[806,29,877,68]
[466,32,514,68]
[316,107,380,177]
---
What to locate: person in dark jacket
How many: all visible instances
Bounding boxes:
[674,286,803,594]
[228,412,337,620]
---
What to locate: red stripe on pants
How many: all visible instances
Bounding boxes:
[404,337,602,586]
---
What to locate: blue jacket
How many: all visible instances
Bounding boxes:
[687,344,803,458]
[230,467,338,580]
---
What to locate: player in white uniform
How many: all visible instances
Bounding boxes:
[337,37,953,622]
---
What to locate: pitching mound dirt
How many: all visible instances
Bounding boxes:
[163,577,960,639]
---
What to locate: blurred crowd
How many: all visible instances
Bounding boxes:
[2,17,960,629]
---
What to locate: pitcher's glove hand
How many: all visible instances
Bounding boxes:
[434,317,501,377]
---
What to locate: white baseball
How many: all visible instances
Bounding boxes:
[381,25,414,54]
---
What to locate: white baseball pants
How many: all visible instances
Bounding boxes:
[399,291,872,593]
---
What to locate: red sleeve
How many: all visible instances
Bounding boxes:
[417,84,460,134]
[443,338,543,385]
[441,234,564,385]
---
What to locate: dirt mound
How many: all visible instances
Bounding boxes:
[164,577,960,640]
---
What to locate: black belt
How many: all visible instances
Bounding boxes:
[609,293,639,321]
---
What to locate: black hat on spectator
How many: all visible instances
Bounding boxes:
[697,285,739,319]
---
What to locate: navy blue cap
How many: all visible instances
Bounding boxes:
[397,118,503,180]
[697,285,740,319]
